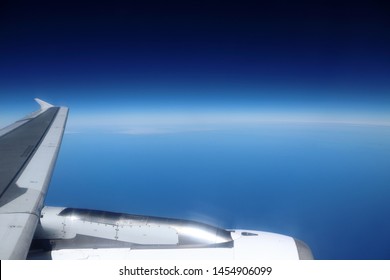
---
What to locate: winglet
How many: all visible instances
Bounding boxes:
[34,98,54,110]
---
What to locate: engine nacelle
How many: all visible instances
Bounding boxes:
[33,206,233,249]
[29,206,313,260]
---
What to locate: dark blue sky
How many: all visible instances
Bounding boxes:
[1,0,389,111]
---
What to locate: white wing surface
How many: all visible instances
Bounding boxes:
[0,99,68,259]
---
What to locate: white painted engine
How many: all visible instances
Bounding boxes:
[28,206,313,260]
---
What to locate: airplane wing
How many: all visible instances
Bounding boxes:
[0,99,68,259]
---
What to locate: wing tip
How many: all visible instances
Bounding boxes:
[34,98,54,110]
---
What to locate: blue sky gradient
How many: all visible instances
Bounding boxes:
[1,0,390,259]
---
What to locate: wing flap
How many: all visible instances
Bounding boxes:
[0,213,38,259]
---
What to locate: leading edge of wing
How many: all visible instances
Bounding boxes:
[0,99,69,259]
